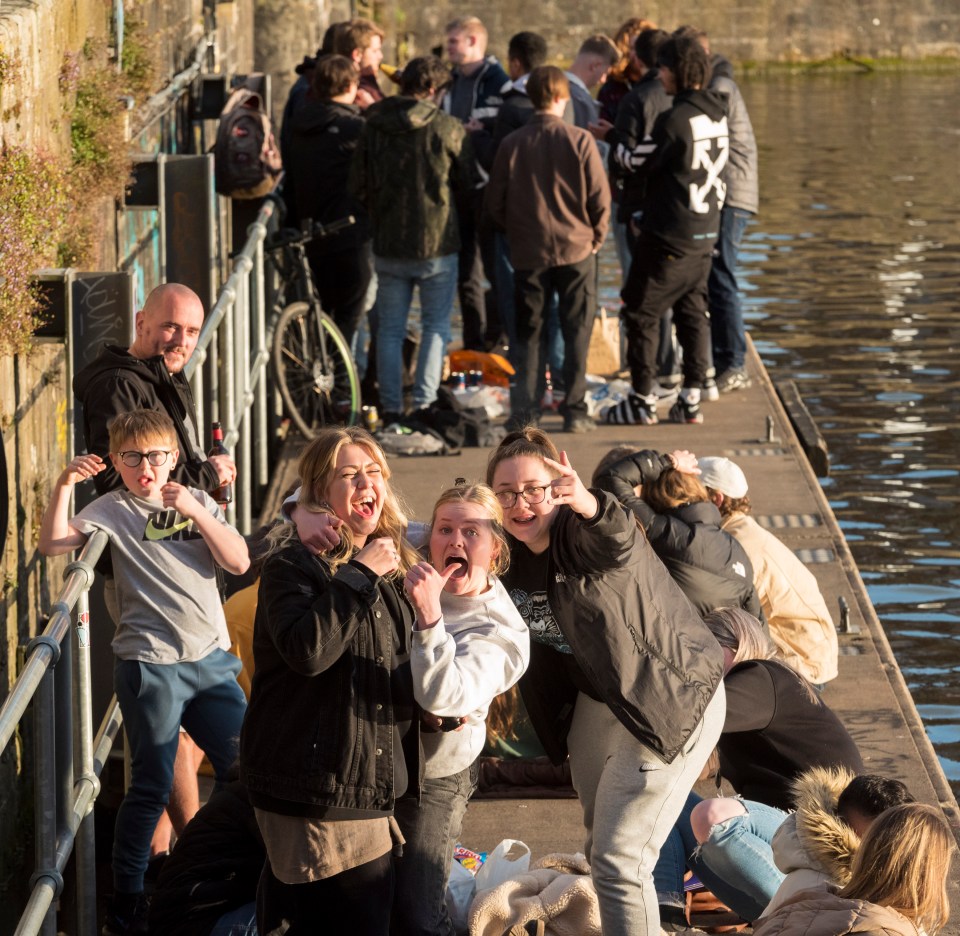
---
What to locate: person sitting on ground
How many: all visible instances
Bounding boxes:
[38,409,250,936]
[396,481,530,935]
[752,802,955,936]
[762,770,914,918]
[592,447,762,619]
[698,455,839,686]
[653,607,864,927]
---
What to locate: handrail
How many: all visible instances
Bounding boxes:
[185,193,280,533]
[1,532,125,936]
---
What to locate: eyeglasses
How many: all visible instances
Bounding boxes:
[116,450,173,468]
[494,485,548,508]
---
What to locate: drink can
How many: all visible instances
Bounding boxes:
[468,369,483,387]
[362,405,379,434]
[451,371,466,391]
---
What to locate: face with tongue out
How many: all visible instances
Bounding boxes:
[429,501,501,597]
[325,443,387,547]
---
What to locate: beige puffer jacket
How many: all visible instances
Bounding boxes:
[753,886,918,936]
[722,511,839,684]
[763,766,860,916]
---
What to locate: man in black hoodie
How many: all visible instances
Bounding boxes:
[286,54,371,348]
[607,35,729,427]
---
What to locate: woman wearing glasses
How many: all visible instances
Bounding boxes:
[486,427,727,936]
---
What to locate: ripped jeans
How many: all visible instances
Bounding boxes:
[654,793,787,922]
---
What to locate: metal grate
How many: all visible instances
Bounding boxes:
[726,447,788,457]
[795,548,835,564]
[758,514,823,529]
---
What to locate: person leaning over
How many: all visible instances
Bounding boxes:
[38,409,249,936]
[486,66,611,433]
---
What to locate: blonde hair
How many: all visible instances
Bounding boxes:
[610,16,658,80]
[704,607,820,702]
[486,685,521,745]
[485,426,561,487]
[840,803,954,933]
[642,468,709,513]
[268,426,418,574]
[446,15,487,45]
[108,409,177,452]
[430,482,509,576]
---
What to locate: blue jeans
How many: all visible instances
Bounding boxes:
[375,253,458,414]
[113,649,246,893]
[392,762,479,936]
[708,206,752,373]
[654,793,786,922]
[210,901,258,935]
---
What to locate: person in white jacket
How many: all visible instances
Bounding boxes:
[398,482,531,936]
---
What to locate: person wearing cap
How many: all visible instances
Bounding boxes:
[698,456,839,686]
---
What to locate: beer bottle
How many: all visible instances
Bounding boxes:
[208,422,233,506]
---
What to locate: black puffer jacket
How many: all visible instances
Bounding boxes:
[594,450,763,620]
[240,539,420,817]
[286,99,369,250]
[502,491,724,765]
[73,346,219,496]
[149,779,263,936]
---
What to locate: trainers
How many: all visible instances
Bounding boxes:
[102,892,149,936]
[668,396,704,424]
[563,415,596,434]
[702,376,720,402]
[606,393,658,425]
[716,368,752,393]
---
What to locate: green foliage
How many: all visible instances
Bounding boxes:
[120,15,158,101]
[0,147,69,355]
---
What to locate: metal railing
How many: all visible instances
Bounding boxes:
[184,193,280,534]
[0,532,122,936]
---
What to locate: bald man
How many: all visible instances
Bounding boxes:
[73,283,238,861]
[74,283,236,496]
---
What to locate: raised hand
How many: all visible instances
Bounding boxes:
[354,536,401,578]
[60,454,106,486]
[161,482,202,518]
[404,560,458,629]
[667,450,700,475]
[543,451,598,519]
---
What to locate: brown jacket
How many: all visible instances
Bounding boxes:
[486,113,610,271]
[753,887,919,936]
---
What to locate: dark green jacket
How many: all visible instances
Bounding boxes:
[349,95,479,260]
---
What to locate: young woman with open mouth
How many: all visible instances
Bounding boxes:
[240,426,421,936]
[397,482,530,936]
[485,426,727,936]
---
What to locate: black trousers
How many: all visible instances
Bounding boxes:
[306,241,374,350]
[511,254,596,424]
[621,232,712,396]
[256,852,393,936]
[456,187,499,351]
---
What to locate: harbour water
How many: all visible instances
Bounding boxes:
[707,73,959,793]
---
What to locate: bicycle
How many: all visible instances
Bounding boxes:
[264,211,362,437]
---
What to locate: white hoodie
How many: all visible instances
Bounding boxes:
[412,576,530,779]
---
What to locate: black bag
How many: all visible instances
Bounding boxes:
[405,386,506,451]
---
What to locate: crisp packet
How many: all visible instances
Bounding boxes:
[452,844,487,874]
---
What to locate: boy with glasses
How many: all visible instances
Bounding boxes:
[39,409,249,936]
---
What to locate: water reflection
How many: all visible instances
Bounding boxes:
[739,74,960,796]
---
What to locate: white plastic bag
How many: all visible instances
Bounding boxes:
[474,838,531,893]
[445,856,477,934]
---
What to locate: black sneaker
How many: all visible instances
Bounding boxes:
[563,415,596,434]
[668,396,704,424]
[605,393,658,425]
[102,892,149,936]
[716,368,752,393]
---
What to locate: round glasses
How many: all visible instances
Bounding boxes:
[494,485,548,508]
[117,450,172,468]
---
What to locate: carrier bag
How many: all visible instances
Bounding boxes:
[213,85,282,199]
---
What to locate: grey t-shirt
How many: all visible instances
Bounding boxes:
[73,488,231,663]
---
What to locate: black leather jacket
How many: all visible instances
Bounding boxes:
[503,492,724,765]
[240,540,419,817]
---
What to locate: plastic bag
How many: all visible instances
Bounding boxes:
[474,838,531,893]
[446,856,478,934]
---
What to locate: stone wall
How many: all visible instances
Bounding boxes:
[392,0,960,65]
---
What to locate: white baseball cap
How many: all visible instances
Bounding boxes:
[698,457,749,498]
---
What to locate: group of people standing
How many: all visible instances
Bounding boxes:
[281,13,755,435]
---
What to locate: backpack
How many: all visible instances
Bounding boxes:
[213,86,282,199]
[405,387,507,452]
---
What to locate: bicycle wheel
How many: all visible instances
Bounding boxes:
[273,301,361,437]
